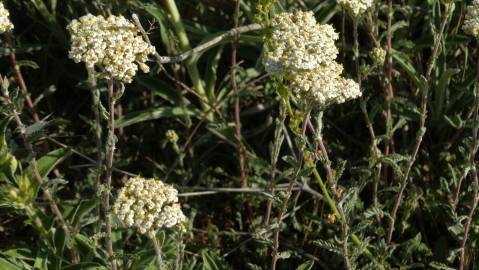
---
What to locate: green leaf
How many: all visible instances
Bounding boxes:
[116,107,197,128]
[52,228,66,270]
[0,258,24,270]
[16,60,40,70]
[393,50,421,88]
[204,46,223,101]
[201,250,220,270]
[136,75,183,105]
[69,199,97,230]
[0,117,18,183]
[296,260,314,270]
[432,69,459,121]
[24,148,71,198]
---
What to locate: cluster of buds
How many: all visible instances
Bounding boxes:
[0,2,13,34]
[113,176,187,236]
[370,47,386,67]
[67,14,155,83]
[265,10,361,107]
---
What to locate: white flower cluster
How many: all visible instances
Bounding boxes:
[338,0,374,17]
[291,62,361,106]
[67,14,155,83]
[113,176,186,235]
[0,2,13,34]
[264,10,338,75]
[463,0,479,38]
[265,11,361,106]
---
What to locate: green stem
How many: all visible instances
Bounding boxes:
[163,0,212,118]
[310,165,381,267]
[151,236,165,270]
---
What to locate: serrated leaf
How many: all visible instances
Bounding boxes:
[313,239,341,254]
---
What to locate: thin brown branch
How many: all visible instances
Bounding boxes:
[7,35,40,123]
[271,110,310,270]
[264,108,287,226]
[231,0,247,188]
[387,2,451,243]
[458,54,479,270]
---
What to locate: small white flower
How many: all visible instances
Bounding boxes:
[265,10,361,106]
[67,14,155,83]
[264,10,338,75]
[113,176,187,235]
[338,0,374,18]
[0,2,14,34]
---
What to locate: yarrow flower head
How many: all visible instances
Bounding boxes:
[338,0,374,17]
[0,2,14,34]
[265,10,361,106]
[67,14,155,83]
[264,10,339,75]
[463,0,479,38]
[113,176,187,236]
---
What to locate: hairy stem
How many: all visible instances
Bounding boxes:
[87,67,103,241]
[103,78,117,270]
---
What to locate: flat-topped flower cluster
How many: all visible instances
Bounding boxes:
[67,14,155,83]
[0,2,13,34]
[113,176,186,235]
[265,10,361,106]
[463,0,479,38]
[338,0,373,18]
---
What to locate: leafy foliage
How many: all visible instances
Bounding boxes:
[0,0,478,269]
